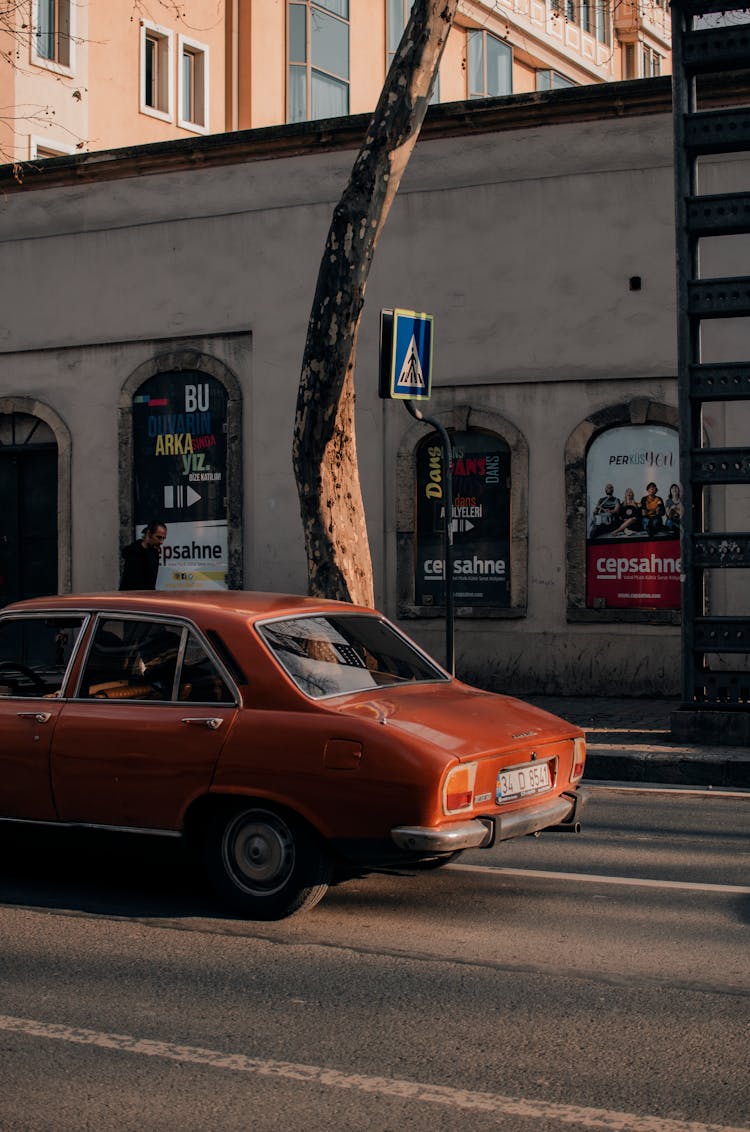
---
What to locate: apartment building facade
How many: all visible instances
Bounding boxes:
[1,0,672,161]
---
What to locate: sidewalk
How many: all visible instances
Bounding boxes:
[523,696,750,789]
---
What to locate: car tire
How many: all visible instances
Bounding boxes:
[203,804,331,920]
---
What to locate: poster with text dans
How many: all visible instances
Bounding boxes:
[586,424,681,609]
[416,430,511,607]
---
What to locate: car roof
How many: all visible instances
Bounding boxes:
[1,591,376,623]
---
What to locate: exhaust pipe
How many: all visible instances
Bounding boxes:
[545,788,588,834]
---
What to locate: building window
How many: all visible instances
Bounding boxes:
[30,136,77,159]
[467,30,512,99]
[140,21,174,121]
[537,70,575,90]
[642,45,663,77]
[594,0,611,45]
[178,36,209,132]
[623,42,637,79]
[386,0,440,101]
[288,1,350,123]
[33,0,73,71]
[580,0,591,32]
[565,0,577,23]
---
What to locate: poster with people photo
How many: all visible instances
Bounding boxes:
[585,425,682,610]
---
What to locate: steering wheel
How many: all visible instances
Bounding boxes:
[0,660,48,694]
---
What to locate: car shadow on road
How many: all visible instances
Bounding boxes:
[0,825,377,924]
[0,825,221,921]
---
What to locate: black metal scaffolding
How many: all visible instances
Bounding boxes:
[671,0,750,719]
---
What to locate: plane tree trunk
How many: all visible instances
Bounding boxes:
[293,0,458,606]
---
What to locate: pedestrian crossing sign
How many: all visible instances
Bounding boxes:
[379,308,434,401]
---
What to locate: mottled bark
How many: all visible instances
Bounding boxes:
[293,0,459,606]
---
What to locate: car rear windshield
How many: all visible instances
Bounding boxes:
[258,614,447,699]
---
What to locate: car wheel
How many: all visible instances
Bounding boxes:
[410,850,464,871]
[203,804,331,920]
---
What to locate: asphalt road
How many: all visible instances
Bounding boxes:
[0,786,748,1132]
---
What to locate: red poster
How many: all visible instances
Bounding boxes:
[586,425,681,611]
[586,541,681,609]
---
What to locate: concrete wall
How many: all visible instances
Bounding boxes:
[0,86,746,694]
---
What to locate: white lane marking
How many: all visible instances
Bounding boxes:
[585,783,750,797]
[0,1014,746,1132]
[449,864,750,895]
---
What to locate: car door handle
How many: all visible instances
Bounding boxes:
[181,717,224,731]
[17,712,52,724]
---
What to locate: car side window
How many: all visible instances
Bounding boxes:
[80,619,183,701]
[0,616,86,698]
[179,631,234,704]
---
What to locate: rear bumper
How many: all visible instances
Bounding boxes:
[391,817,495,853]
[391,787,588,852]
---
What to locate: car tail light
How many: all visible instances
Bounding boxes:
[571,737,586,782]
[443,762,477,814]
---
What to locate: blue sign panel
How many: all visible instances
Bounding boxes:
[384,309,433,401]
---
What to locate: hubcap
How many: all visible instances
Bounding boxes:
[223,810,295,895]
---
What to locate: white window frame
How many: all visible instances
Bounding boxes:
[31,0,76,76]
[536,69,576,90]
[140,20,174,123]
[178,34,210,133]
[642,44,663,77]
[287,0,350,124]
[30,135,78,159]
[467,29,513,99]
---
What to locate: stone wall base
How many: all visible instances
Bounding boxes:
[671,708,750,748]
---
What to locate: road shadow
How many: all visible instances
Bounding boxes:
[733,893,750,926]
[0,824,220,920]
[0,825,369,924]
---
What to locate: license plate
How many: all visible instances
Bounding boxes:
[496,760,552,804]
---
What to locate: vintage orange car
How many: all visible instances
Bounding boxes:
[0,592,588,919]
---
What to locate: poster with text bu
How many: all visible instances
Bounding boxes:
[132,372,229,590]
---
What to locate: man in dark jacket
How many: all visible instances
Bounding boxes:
[119,521,167,590]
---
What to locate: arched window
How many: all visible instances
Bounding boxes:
[130,372,229,590]
[396,406,528,619]
[585,424,680,611]
[0,401,71,607]
[120,353,243,591]
[415,428,512,609]
[565,400,679,622]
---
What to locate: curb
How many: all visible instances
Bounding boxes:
[583,746,750,788]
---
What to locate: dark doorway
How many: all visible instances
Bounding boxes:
[0,415,58,608]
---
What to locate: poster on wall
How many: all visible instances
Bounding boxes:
[416,430,511,607]
[132,373,229,590]
[586,425,681,610]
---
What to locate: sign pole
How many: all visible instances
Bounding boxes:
[379,307,453,674]
[405,399,454,676]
